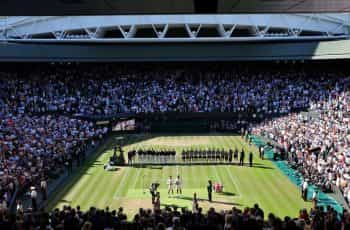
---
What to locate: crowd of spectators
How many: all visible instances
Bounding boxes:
[0,203,347,230]
[1,64,345,116]
[0,66,110,210]
[0,114,108,206]
[253,82,350,204]
[210,120,250,132]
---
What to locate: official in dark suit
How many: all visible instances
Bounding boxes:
[234,148,238,161]
[249,152,253,167]
[114,146,117,155]
[207,180,213,202]
[239,149,245,166]
[259,146,263,159]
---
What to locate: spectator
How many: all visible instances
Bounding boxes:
[30,186,37,211]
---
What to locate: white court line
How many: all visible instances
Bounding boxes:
[113,167,131,198]
[190,162,201,189]
[212,165,222,182]
[151,164,161,187]
[224,166,242,198]
[221,135,243,197]
[212,165,242,198]
[211,166,241,198]
[131,167,142,189]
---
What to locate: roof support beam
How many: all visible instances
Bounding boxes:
[52,31,65,39]
[185,24,201,38]
[119,25,137,38]
[151,24,168,38]
[84,27,106,39]
[217,24,236,37]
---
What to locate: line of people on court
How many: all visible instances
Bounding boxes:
[182,148,254,166]
[127,149,176,164]
[181,149,233,162]
[127,148,255,166]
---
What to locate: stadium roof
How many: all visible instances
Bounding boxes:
[1,14,350,62]
[1,15,349,42]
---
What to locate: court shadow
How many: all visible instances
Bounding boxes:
[234,163,274,170]
[220,191,236,196]
[175,196,192,201]
[251,164,274,170]
[130,162,273,170]
[149,166,163,170]
[79,172,92,176]
[131,165,163,170]
[176,196,240,206]
[160,204,187,209]
[105,167,121,172]
[59,199,71,204]
[209,200,241,206]
[107,134,158,151]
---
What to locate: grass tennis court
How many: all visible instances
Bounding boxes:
[47,134,312,218]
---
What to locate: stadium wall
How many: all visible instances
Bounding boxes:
[1,39,350,61]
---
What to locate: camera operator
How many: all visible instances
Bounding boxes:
[150,182,160,204]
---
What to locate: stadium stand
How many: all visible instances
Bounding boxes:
[0,64,345,115]
[252,79,350,200]
[0,63,349,229]
[0,203,346,229]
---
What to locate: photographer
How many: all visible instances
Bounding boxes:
[150,182,159,204]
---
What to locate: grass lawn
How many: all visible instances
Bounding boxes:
[47,134,312,219]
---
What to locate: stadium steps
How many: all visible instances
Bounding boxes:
[250,135,344,215]
[329,186,350,212]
